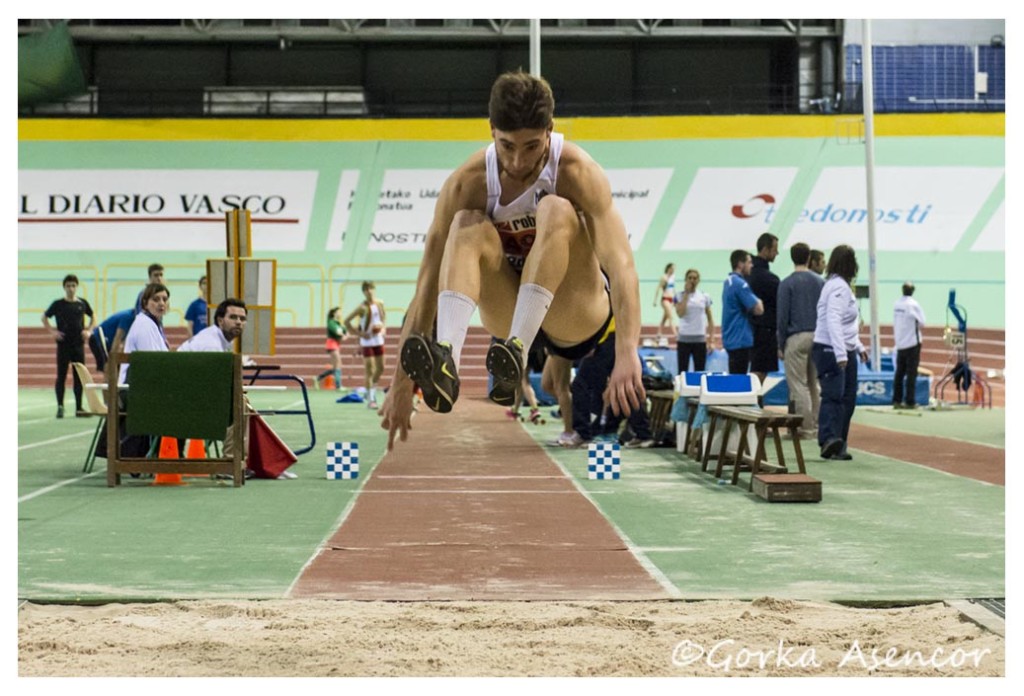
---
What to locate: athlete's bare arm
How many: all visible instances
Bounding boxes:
[379,151,488,449]
[558,143,645,416]
[342,306,367,338]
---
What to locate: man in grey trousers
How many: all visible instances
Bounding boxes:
[777,242,825,438]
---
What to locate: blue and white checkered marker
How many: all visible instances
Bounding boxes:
[326,442,359,479]
[587,442,621,480]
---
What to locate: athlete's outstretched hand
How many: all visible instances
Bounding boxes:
[603,351,646,417]
[379,376,416,450]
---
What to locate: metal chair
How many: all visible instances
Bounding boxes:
[71,362,106,473]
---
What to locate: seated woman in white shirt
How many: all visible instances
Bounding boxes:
[119,283,170,384]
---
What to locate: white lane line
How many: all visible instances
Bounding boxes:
[249,398,307,413]
[284,444,377,599]
[636,547,702,553]
[18,430,93,451]
[540,454,683,599]
[20,415,85,427]
[19,472,100,503]
[19,403,55,413]
[849,450,1003,488]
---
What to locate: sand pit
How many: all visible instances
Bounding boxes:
[18,597,1003,677]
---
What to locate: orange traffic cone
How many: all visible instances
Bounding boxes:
[323,374,335,389]
[183,438,208,479]
[153,436,185,485]
[158,436,179,458]
[186,438,206,458]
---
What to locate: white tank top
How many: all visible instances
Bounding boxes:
[485,132,564,274]
[359,302,385,347]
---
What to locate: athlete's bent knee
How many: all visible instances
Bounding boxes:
[446,209,498,254]
[535,195,579,238]
[449,209,489,234]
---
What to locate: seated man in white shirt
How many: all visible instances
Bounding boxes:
[177,298,265,472]
[177,299,298,479]
[177,298,246,352]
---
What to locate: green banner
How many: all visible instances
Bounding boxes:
[18,22,86,107]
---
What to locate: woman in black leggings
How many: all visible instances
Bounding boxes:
[674,268,715,373]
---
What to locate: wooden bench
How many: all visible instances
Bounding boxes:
[681,396,703,459]
[701,405,807,489]
[647,389,676,444]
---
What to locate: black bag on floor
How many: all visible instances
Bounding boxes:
[93,415,150,459]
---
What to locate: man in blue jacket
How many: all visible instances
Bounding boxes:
[721,249,764,375]
[88,308,135,372]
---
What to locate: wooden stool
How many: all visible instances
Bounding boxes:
[704,406,807,488]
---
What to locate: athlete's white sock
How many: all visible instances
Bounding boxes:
[508,283,554,356]
[369,387,377,403]
[436,290,477,368]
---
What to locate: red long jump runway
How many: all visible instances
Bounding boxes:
[290,398,670,600]
[848,422,1004,486]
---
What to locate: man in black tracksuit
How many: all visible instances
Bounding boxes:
[42,274,94,418]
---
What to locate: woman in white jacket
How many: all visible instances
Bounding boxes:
[811,245,868,460]
[119,283,170,384]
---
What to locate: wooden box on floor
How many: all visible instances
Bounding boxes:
[751,474,822,503]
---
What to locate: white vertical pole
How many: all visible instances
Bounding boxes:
[862,19,881,371]
[530,19,541,76]
[973,45,980,100]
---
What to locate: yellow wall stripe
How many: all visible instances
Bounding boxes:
[19,113,1003,142]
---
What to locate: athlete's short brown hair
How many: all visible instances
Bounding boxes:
[790,242,811,265]
[488,70,555,132]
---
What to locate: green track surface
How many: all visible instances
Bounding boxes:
[18,387,387,601]
[19,388,1004,604]
[524,406,1004,602]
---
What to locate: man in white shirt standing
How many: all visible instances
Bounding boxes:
[892,282,926,410]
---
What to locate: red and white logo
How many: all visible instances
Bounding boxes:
[663,167,798,250]
[731,194,776,219]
